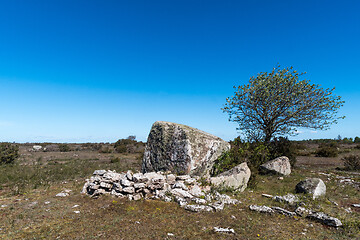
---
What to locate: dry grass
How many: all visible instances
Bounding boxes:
[0,143,359,239]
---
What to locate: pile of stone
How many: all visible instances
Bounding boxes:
[81,169,240,212]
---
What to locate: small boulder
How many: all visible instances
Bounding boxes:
[259,156,291,175]
[295,178,326,199]
[210,162,251,192]
[249,205,274,214]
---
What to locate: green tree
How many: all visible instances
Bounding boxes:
[223,66,344,142]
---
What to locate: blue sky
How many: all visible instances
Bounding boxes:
[0,0,359,142]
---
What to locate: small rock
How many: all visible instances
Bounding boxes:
[213,227,235,234]
[122,187,135,194]
[73,211,80,214]
[249,205,274,214]
[209,201,224,211]
[192,198,207,204]
[184,204,213,212]
[100,182,112,189]
[295,207,310,217]
[44,201,50,205]
[72,205,80,208]
[273,193,299,205]
[272,207,296,216]
[133,193,143,201]
[176,175,191,181]
[126,170,133,181]
[121,179,133,187]
[170,188,194,199]
[167,233,174,236]
[262,193,273,198]
[166,174,176,185]
[93,170,106,175]
[307,211,342,227]
[351,203,360,208]
[172,181,189,190]
[56,192,69,197]
[1,205,7,208]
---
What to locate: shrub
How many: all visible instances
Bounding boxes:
[354,136,360,143]
[114,137,142,154]
[58,144,71,152]
[342,155,360,170]
[269,137,297,167]
[0,142,19,164]
[315,142,338,157]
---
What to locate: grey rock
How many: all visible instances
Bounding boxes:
[134,183,146,189]
[121,179,133,187]
[188,185,204,197]
[192,198,207,204]
[185,178,197,185]
[122,187,135,194]
[174,196,188,207]
[352,203,360,208]
[213,227,235,234]
[133,173,148,183]
[100,182,112,189]
[262,194,273,198]
[142,121,230,177]
[249,205,274,214]
[209,201,224,211]
[184,204,214,212]
[176,175,191,181]
[172,181,189,190]
[295,178,326,199]
[210,162,251,192]
[126,170,133,181]
[273,193,299,205]
[133,193,142,201]
[56,192,69,197]
[306,212,342,227]
[295,207,311,217]
[259,156,291,175]
[272,207,296,216]
[170,188,194,199]
[166,174,176,185]
[112,183,123,191]
[103,171,122,181]
[93,170,107,176]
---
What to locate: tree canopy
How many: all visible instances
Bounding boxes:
[223,66,344,142]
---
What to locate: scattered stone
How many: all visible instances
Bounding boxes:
[44,201,50,205]
[1,205,7,208]
[142,121,230,176]
[172,181,189,190]
[259,156,291,175]
[72,205,80,208]
[273,193,299,205]
[167,233,174,236]
[344,207,352,213]
[278,177,284,180]
[351,203,360,208]
[73,211,80,214]
[176,175,191,181]
[249,205,274,214]
[133,193,142,201]
[210,162,251,192]
[184,204,214,212]
[295,207,311,217]
[295,178,326,199]
[93,170,106,176]
[306,212,342,227]
[56,192,69,197]
[262,193,273,198]
[209,201,224,211]
[213,227,235,234]
[272,207,296,216]
[170,188,194,199]
[28,201,38,207]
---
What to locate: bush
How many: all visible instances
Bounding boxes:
[211,137,298,177]
[58,144,71,152]
[114,137,142,154]
[315,142,338,157]
[0,142,19,164]
[269,137,297,167]
[342,155,360,170]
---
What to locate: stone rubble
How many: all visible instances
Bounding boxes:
[82,169,240,212]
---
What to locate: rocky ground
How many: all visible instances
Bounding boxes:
[0,144,359,239]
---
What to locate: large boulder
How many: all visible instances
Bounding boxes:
[295,178,326,199]
[210,162,251,192]
[259,156,291,175]
[142,121,230,177]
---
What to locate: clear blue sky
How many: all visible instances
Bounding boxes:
[0,0,359,143]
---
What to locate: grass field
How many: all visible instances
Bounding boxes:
[0,143,359,239]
